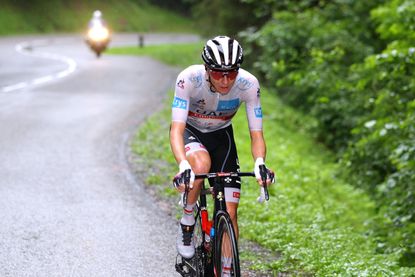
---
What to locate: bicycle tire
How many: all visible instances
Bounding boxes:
[214,211,240,277]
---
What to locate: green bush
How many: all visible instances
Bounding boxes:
[241,5,376,150]
[344,45,415,257]
[238,0,415,266]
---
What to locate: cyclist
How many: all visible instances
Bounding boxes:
[170,36,275,275]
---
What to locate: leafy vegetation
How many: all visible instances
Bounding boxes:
[183,0,415,267]
[109,42,415,275]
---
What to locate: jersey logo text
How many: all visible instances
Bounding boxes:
[254,107,262,118]
[217,99,240,111]
[189,111,236,120]
[236,77,253,91]
[177,79,185,89]
[172,97,188,109]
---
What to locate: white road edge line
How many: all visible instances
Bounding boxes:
[1,39,78,93]
[2,82,29,93]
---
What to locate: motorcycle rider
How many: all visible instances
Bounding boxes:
[88,10,107,29]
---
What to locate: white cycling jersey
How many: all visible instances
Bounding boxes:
[172,65,263,133]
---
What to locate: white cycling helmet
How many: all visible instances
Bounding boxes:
[93,10,102,18]
[202,36,243,71]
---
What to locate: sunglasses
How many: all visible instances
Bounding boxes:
[208,69,239,80]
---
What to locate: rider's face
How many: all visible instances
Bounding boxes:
[207,69,238,94]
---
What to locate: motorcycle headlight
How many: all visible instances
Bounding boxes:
[88,26,109,41]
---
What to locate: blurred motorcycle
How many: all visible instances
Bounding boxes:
[86,23,110,58]
[85,10,110,58]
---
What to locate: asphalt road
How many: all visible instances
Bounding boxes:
[0,33,199,276]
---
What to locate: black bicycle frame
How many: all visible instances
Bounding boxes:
[176,169,271,276]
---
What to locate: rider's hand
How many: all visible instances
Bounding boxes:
[254,158,275,186]
[172,160,195,192]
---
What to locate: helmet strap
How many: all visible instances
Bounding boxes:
[205,66,218,93]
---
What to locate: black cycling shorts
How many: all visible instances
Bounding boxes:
[183,124,241,190]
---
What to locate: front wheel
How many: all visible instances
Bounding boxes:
[214,211,240,277]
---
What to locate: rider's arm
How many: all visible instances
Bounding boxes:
[171,68,191,165]
[171,69,197,190]
[241,74,274,186]
[170,121,187,164]
[242,75,265,161]
[250,130,267,162]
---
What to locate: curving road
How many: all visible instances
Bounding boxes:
[0,33,199,276]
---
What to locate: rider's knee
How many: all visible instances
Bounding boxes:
[192,162,210,174]
[188,152,211,173]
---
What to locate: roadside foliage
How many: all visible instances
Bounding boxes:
[234,0,415,271]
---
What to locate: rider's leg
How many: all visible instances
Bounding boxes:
[221,256,233,277]
[185,149,211,204]
[226,202,239,239]
[176,149,211,259]
[179,150,210,225]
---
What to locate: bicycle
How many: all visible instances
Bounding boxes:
[175,165,271,277]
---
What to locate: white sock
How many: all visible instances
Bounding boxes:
[222,256,232,277]
[180,202,196,226]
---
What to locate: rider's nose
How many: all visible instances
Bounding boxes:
[221,75,229,84]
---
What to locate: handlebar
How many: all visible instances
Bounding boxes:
[177,167,271,207]
[197,170,270,202]
[195,171,255,179]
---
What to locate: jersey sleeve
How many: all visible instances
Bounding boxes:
[244,78,263,131]
[171,69,190,123]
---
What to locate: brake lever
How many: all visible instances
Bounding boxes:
[259,164,270,201]
[182,169,191,207]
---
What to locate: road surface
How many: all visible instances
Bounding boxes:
[0,33,199,276]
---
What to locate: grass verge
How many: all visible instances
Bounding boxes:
[108,42,204,68]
